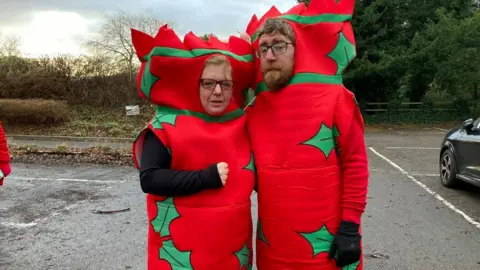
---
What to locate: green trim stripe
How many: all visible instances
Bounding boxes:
[254,72,342,95]
[251,13,352,42]
[144,47,253,62]
[282,14,352,24]
[155,106,245,123]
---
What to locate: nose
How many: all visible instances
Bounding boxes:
[213,83,222,95]
[265,48,276,61]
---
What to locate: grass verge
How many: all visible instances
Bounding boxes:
[9,144,134,167]
[2,102,466,138]
[4,104,155,138]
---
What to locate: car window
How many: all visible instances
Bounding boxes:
[475,117,480,129]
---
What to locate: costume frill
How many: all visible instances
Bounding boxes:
[0,121,11,185]
[244,0,369,269]
[130,25,256,270]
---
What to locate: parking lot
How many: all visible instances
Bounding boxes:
[1,128,480,270]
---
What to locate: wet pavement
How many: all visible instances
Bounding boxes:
[2,127,480,269]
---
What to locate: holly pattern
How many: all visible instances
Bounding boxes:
[243,152,256,173]
[299,225,335,257]
[151,113,177,130]
[300,123,337,158]
[327,31,356,75]
[342,260,360,270]
[151,197,193,268]
[160,239,193,268]
[151,198,179,236]
[234,244,251,269]
[300,225,360,269]
[140,60,160,99]
[257,220,269,246]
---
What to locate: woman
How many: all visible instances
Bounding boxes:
[0,121,11,185]
[131,25,255,270]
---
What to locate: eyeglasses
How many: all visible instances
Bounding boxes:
[199,79,234,91]
[256,42,294,58]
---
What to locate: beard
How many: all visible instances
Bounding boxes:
[263,68,293,91]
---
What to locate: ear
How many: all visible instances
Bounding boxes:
[131,28,154,61]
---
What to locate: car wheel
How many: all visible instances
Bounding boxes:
[440,149,459,188]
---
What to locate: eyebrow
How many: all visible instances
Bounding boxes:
[259,39,288,46]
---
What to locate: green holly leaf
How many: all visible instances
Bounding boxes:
[342,260,360,270]
[234,244,250,268]
[151,114,177,130]
[257,220,269,246]
[299,225,335,257]
[327,32,356,75]
[243,152,256,173]
[151,197,179,237]
[140,60,160,99]
[332,125,340,144]
[332,124,341,155]
[300,123,335,158]
[159,239,192,268]
[246,264,253,270]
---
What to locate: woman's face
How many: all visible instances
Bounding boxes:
[199,63,233,115]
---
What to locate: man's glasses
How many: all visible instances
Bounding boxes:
[256,42,294,58]
[199,79,234,91]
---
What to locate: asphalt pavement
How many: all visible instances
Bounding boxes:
[2,127,480,269]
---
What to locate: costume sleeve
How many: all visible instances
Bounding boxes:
[0,121,11,185]
[334,89,369,225]
[139,129,223,196]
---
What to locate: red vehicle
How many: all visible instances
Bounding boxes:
[0,121,11,185]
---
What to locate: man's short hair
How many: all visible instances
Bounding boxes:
[257,18,296,44]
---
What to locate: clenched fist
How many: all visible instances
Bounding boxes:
[217,162,229,185]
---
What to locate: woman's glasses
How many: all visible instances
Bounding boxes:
[199,79,234,91]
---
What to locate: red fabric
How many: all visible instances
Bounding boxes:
[0,121,10,163]
[245,0,367,268]
[136,116,255,270]
[0,121,11,185]
[131,26,254,111]
[334,90,369,224]
[131,26,255,270]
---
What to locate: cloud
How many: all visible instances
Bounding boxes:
[0,0,296,56]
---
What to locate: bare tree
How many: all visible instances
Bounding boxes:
[0,34,22,57]
[83,10,173,81]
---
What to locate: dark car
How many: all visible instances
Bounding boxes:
[439,117,480,188]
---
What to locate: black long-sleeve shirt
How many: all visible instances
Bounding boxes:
[139,129,223,196]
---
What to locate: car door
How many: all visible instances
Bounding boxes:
[460,117,480,179]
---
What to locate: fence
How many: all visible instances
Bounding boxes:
[362,101,455,114]
[360,100,476,124]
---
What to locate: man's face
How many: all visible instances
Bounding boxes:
[257,32,295,91]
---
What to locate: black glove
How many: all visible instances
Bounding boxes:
[328,221,362,267]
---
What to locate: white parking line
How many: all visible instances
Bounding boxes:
[411,173,438,177]
[8,176,125,184]
[369,147,480,229]
[385,147,439,150]
[434,127,449,132]
[0,203,81,229]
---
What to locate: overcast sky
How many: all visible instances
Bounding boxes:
[0,0,295,57]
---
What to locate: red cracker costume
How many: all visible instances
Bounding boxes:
[245,0,368,269]
[130,25,256,270]
[0,121,11,185]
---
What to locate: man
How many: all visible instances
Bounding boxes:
[244,1,368,269]
[0,120,11,185]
